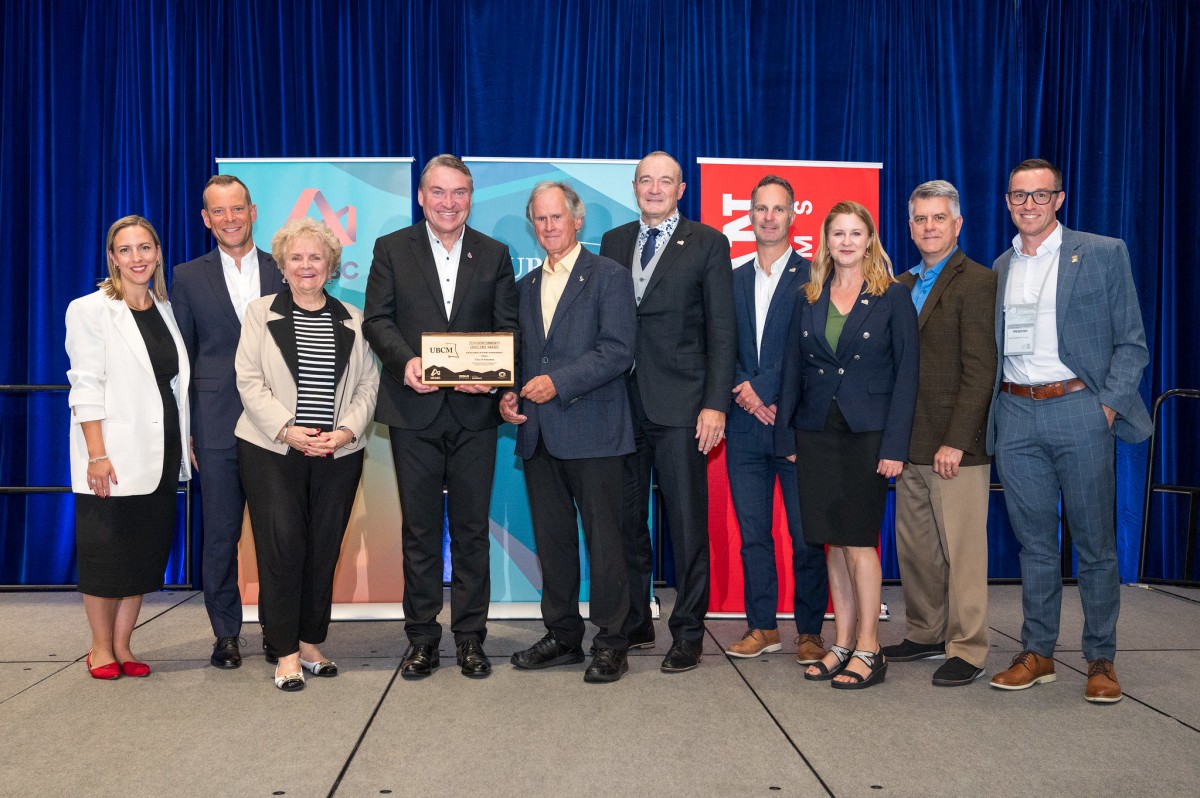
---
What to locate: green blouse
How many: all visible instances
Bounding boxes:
[826,303,848,350]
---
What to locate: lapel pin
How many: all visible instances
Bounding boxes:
[1071,255,1079,263]
[578,275,584,282]
[789,267,796,272]
[676,240,685,246]
[861,299,869,305]
[467,252,474,259]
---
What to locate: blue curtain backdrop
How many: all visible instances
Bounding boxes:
[1,0,1195,585]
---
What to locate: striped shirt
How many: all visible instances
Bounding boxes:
[293,304,336,430]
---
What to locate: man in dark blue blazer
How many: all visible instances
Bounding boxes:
[501,182,635,683]
[171,174,285,668]
[600,151,736,673]
[987,159,1152,703]
[723,176,829,664]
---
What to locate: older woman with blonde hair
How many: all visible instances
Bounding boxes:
[65,215,191,679]
[235,217,379,691]
[775,200,919,689]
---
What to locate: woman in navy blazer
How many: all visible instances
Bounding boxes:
[775,201,918,689]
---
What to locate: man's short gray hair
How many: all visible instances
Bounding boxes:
[908,179,961,219]
[526,180,586,223]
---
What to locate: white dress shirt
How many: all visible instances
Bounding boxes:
[219,248,261,322]
[426,222,465,319]
[753,250,790,359]
[1002,224,1076,383]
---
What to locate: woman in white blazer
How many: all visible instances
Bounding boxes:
[65,216,191,680]
[235,217,378,692]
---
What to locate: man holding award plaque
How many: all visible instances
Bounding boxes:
[364,155,519,680]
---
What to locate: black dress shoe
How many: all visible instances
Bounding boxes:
[210,637,242,669]
[511,633,585,670]
[661,639,702,673]
[932,656,985,687]
[456,640,492,678]
[584,648,628,683]
[880,638,945,661]
[627,622,656,650]
[400,643,440,679]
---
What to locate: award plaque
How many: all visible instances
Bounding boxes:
[420,332,515,386]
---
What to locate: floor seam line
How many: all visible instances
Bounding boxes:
[326,657,404,796]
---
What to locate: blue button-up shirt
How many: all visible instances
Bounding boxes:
[908,246,957,313]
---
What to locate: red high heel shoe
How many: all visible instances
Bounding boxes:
[86,652,121,680]
[119,660,151,677]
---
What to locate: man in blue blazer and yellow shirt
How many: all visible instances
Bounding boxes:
[171,175,285,669]
[501,181,636,683]
[722,176,829,665]
[987,159,1152,703]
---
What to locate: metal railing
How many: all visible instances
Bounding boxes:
[1137,388,1200,587]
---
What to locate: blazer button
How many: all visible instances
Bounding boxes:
[808,353,814,359]
[818,369,824,375]
[837,368,844,375]
[863,332,870,339]
[802,330,809,337]
[853,354,861,360]
[541,357,549,363]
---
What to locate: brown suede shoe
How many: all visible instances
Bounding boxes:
[989,650,1056,690]
[795,634,826,665]
[725,628,781,658]
[1084,658,1123,703]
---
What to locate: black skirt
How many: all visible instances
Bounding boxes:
[794,402,888,547]
[75,306,181,597]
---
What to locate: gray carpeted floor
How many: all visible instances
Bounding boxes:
[1,583,1197,797]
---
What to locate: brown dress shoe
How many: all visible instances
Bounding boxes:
[1084,658,1123,703]
[989,650,1056,690]
[725,628,781,658]
[795,634,826,665]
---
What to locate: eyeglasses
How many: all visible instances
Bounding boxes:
[1006,190,1062,205]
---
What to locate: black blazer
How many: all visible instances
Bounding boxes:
[363,222,519,431]
[599,216,736,427]
[170,247,284,449]
[775,279,920,462]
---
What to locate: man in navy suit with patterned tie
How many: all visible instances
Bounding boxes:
[501,181,635,683]
[172,175,285,669]
[987,159,1152,703]
[722,176,829,665]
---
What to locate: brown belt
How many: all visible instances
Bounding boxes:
[1000,378,1087,400]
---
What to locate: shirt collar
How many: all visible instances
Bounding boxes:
[756,249,793,278]
[543,242,582,275]
[639,211,679,240]
[1011,222,1063,260]
[909,245,957,279]
[218,247,258,273]
[425,221,466,252]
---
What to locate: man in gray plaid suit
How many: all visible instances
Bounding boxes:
[987,159,1152,703]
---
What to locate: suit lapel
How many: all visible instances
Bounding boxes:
[525,271,547,348]
[835,281,875,359]
[916,250,964,329]
[739,261,758,358]
[765,253,802,325]
[1055,228,1083,339]
[410,223,449,324]
[107,296,156,379]
[200,250,241,327]
[258,249,284,295]
[448,227,481,326]
[641,217,690,302]
[266,292,301,385]
[546,253,590,341]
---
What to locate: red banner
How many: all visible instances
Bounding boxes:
[699,158,881,615]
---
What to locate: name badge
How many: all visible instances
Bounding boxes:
[1004,303,1036,355]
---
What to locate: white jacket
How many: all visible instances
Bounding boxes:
[65,290,192,495]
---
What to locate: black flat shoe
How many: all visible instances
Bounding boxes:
[511,633,584,670]
[456,640,492,678]
[300,658,338,677]
[584,648,629,683]
[660,639,702,673]
[210,636,242,669]
[830,649,887,690]
[400,643,440,679]
[932,656,985,687]
[804,644,852,681]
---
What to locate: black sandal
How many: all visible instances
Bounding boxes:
[804,644,852,681]
[830,649,887,690]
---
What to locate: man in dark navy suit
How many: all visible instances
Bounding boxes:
[172,175,285,669]
[364,155,519,680]
[722,176,829,665]
[501,181,635,683]
[600,151,735,673]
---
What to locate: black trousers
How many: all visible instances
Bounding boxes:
[389,402,497,645]
[195,445,247,639]
[621,373,711,643]
[239,441,364,657]
[524,439,629,651]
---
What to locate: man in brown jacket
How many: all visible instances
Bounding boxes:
[884,180,997,686]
